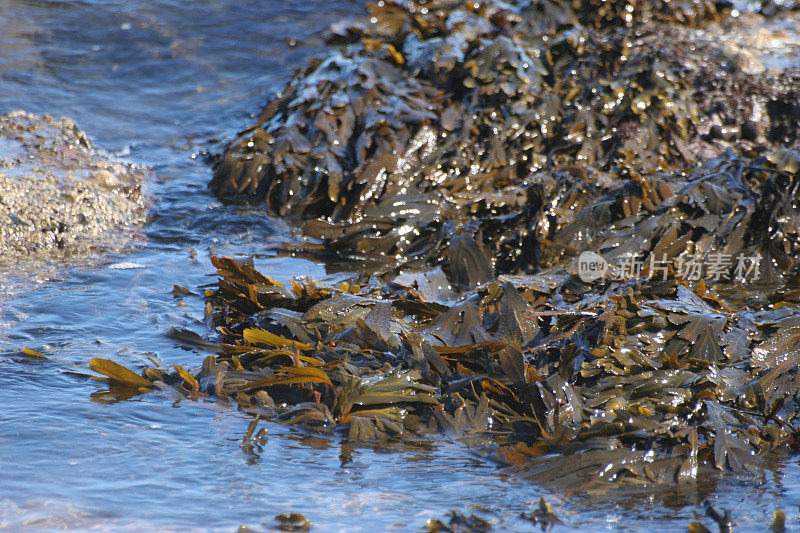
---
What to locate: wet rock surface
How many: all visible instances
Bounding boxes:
[0,110,145,263]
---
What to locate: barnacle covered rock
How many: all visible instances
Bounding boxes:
[0,110,146,263]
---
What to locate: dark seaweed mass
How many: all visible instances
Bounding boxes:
[212,0,799,274]
[89,0,800,489]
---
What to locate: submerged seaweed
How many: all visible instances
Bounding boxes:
[197,243,800,487]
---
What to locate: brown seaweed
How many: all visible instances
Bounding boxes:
[65,0,800,497]
[99,236,798,490]
[211,0,800,278]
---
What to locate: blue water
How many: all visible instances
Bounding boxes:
[1,1,799,530]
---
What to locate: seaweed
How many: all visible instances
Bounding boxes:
[90,232,800,490]
[56,0,800,496]
[211,0,799,277]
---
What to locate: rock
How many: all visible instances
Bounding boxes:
[0,111,145,263]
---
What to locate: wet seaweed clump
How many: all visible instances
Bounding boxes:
[211,0,800,274]
[82,0,800,497]
[91,144,800,485]
[190,197,800,487]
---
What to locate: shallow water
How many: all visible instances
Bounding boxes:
[1,1,799,531]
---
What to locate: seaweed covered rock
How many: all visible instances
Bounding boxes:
[212,0,799,277]
[0,111,146,263]
[128,0,800,492]
[213,0,705,218]
[653,13,800,148]
[536,151,800,284]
